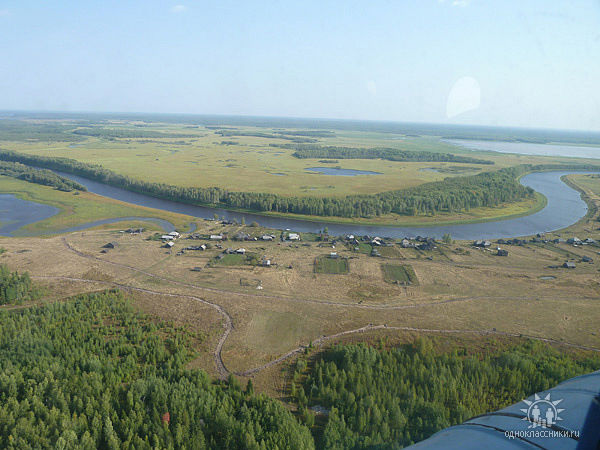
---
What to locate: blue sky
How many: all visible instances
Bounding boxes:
[1,1,599,130]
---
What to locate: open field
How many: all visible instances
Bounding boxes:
[571,173,600,197]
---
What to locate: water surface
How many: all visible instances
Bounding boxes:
[444,139,600,159]
[0,194,59,235]
[305,167,383,176]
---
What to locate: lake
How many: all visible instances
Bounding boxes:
[305,167,383,176]
[0,194,60,235]
[444,139,600,159]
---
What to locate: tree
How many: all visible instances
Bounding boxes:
[245,379,254,396]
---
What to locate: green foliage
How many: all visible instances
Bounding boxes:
[300,339,600,449]
[0,264,39,305]
[0,290,314,449]
[277,143,494,165]
[442,233,453,244]
[0,161,86,192]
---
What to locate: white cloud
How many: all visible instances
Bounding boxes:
[171,5,187,13]
[446,76,481,118]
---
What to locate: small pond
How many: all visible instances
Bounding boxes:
[305,167,382,176]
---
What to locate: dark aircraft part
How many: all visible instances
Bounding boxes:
[407,370,600,449]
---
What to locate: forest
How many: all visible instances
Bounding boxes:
[0,150,549,218]
[0,120,84,142]
[293,340,600,449]
[0,290,314,449]
[0,161,86,192]
[0,264,39,305]
[273,144,494,165]
[1,284,599,449]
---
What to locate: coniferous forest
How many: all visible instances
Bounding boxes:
[272,143,494,165]
[0,290,314,449]
[0,161,86,192]
[0,264,40,305]
[292,341,600,449]
[1,285,599,449]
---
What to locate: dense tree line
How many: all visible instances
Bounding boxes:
[2,150,598,219]
[273,130,335,138]
[0,120,84,142]
[0,264,39,305]
[72,128,197,139]
[273,144,494,165]
[0,160,86,191]
[293,340,600,449]
[0,290,314,449]
[215,130,318,143]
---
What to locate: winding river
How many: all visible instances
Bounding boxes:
[21,170,586,240]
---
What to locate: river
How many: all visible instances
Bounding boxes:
[35,170,590,240]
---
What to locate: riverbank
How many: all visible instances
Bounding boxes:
[34,170,597,239]
[248,193,547,228]
[0,176,194,236]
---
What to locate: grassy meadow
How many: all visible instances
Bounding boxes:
[1,117,598,229]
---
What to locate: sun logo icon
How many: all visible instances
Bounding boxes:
[520,393,565,429]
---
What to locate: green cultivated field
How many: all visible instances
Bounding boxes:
[381,263,419,285]
[314,255,349,274]
[209,252,260,267]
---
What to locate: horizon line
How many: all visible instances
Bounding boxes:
[2,108,600,136]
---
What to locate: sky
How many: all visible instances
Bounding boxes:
[1,0,599,131]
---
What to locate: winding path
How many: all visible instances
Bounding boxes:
[33,275,233,379]
[237,325,600,377]
[28,276,600,378]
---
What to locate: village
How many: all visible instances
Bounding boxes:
[93,217,600,297]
